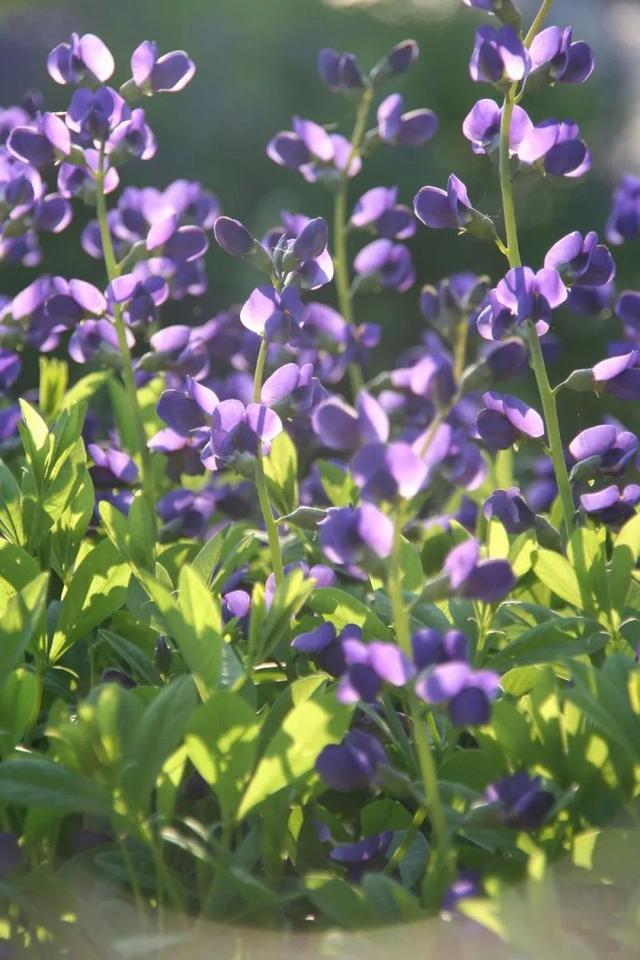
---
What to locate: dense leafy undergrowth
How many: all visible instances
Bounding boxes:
[0,0,639,954]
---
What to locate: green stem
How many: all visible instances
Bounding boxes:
[253,338,284,585]
[95,148,156,528]
[388,506,453,904]
[524,0,555,46]
[333,86,374,399]
[383,806,427,875]
[498,3,574,539]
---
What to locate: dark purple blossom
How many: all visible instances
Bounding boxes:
[329,831,393,881]
[351,441,430,502]
[477,266,567,340]
[529,27,595,85]
[569,424,638,478]
[442,870,482,913]
[476,391,544,450]
[156,487,217,539]
[7,112,71,166]
[443,538,515,602]
[544,231,615,289]
[47,33,115,86]
[414,174,489,234]
[377,93,439,147]
[353,238,415,292]
[606,176,640,245]
[316,729,387,793]
[592,351,640,402]
[267,116,362,183]
[312,391,388,452]
[260,362,327,419]
[129,41,196,95]
[412,628,469,669]
[484,772,555,830]
[201,400,282,469]
[317,49,365,92]
[483,487,535,533]
[580,484,640,527]
[350,186,415,240]
[469,25,530,85]
[319,503,394,566]
[416,659,500,725]
[463,98,532,156]
[240,285,306,341]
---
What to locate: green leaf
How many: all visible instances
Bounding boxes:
[0,460,24,545]
[309,587,392,641]
[303,872,376,927]
[139,565,222,701]
[185,690,260,820]
[0,668,39,756]
[39,357,68,422]
[0,573,48,683]
[360,799,413,835]
[0,542,40,605]
[0,758,112,815]
[257,674,327,758]
[50,539,130,661]
[263,431,298,515]
[97,629,162,686]
[361,873,422,924]
[610,513,640,613]
[237,691,352,818]
[370,538,423,594]
[489,617,607,670]
[533,549,583,608]
[123,677,197,814]
[316,459,356,507]
[59,370,111,412]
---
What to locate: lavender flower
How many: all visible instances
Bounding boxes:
[469,26,530,85]
[47,33,115,86]
[316,730,387,792]
[353,238,415,292]
[606,176,640,245]
[483,487,535,533]
[414,174,492,236]
[568,424,638,478]
[544,231,615,289]
[312,391,388,452]
[351,441,430,502]
[267,116,362,183]
[484,772,555,830]
[377,94,438,147]
[477,266,567,340]
[317,49,365,92]
[529,27,595,86]
[201,400,282,469]
[319,504,394,566]
[128,41,196,95]
[443,538,515,602]
[580,484,640,527]
[415,660,500,725]
[463,98,532,157]
[350,186,415,240]
[592,351,640,402]
[476,391,544,450]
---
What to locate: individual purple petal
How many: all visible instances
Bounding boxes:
[367,642,415,686]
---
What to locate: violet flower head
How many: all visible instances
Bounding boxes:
[416,659,500,725]
[483,487,535,534]
[107,270,168,328]
[606,176,640,245]
[377,93,439,147]
[88,444,139,488]
[350,186,415,240]
[580,484,640,528]
[267,116,362,183]
[7,112,71,167]
[316,730,387,793]
[414,175,494,238]
[312,391,389,453]
[592,351,640,402]
[292,621,345,677]
[129,41,196,95]
[443,538,515,603]
[319,503,394,567]
[330,831,393,882]
[201,400,282,469]
[529,27,595,86]
[469,25,530,86]
[442,870,482,914]
[48,33,115,86]
[353,238,415,292]
[261,362,327,420]
[336,635,415,704]
[317,49,365,92]
[412,628,469,669]
[484,772,555,830]
[351,441,430,502]
[477,391,544,451]
[157,487,217,540]
[544,231,615,289]
[240,285,306,341]
[569,424,638,479]
[477,266,567,340]
[265,212,333,290]
[463,98,532,157]
[517,118,591,178]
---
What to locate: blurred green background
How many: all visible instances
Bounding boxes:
[0,0,635,417]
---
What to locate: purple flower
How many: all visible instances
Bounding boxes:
[414,175,493,237]
[0,350,20,390]
[267,117,362,183]
[263,213,333,290]
[517,119,591,178]
[544,231,615,289]
[107,108,157,162]
[336,636,415,704]
[292,621,346,676]
[319,504,394,566]
[580,484,640,527]
[477,391,544,450]
[353,238,415,292]
[265,561,335,609]
[592,351,640,402]
[157,487,217,539]
[88,444,138,488]
[416,660,500,725]
[316,729,387,793]
[69,318,133,365]
[330,831,393,881]
[66,86,128,144]
[420,273,489,323]
[463,98,532,156]
[201,400,282,469]
[484,772,555,830]
[107,270,168,328]
[351,441,430,502]
[412,628,469,669]
[317,49,365,92]
[239,285,306,342]
[129,41,196,95]
[443,538,515,603]
[7,112,71,166]
[377,94,438,147]
[312,391,389,452]
[350,186,415,240]
[442,870,482,914]
[529,27,595,85]
[469,25,530,85]
[606,176,640,245]
[261,362,326,419]
[47,33,115,85]
[477,266,567,340]
[569,424,638,478]
[483,487,535,533]
[222,588,251,625]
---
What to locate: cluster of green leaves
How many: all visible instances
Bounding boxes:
[0,394,639,954]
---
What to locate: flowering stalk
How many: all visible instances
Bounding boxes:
[253,337,284,585]
[333,86,373,398]
[95,148,156,527]
[498,2,575,539]
[388,504,453,905]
